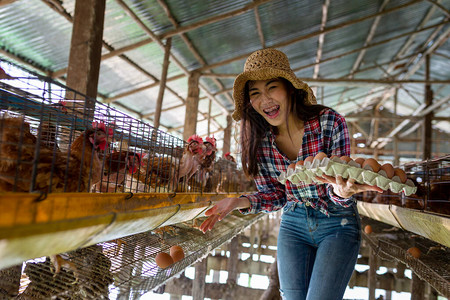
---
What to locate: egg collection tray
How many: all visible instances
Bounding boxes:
[277,156,417,196]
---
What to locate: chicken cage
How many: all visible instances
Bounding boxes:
[0,66,252,196]
[0,61,258,299]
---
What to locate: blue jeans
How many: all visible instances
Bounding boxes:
[277,201,361,300]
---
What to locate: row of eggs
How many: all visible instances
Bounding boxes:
[287,152,408,183]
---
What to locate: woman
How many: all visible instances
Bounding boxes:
[200,48,382,300]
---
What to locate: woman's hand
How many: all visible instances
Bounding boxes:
[316,174,383,198]
[199,197,250,233]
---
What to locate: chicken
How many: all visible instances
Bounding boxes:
[172,134,204,190]
[0,116,112,193]
[37,100,68,151]
[197,136,217,190]
[93,150,142,192]
[224,152,236,163]
[130,153,177,192]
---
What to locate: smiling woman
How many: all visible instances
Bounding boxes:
[199,48,383,300]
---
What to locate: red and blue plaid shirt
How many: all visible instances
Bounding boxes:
[240,108,353,216]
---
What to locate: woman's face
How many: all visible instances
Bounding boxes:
[248,78,291,128]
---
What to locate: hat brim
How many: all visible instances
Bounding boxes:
[232,68,316,121]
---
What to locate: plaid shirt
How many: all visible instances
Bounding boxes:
[240,108,353,216]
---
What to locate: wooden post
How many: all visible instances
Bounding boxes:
[65,0,105,112]
[224,236,239,300]
[183,71,201,141]
[223,115,232,155]
[368,249,378,300]
[154,38,172,129]
[422,54,433,160]
[193,257,207,300]
[207,99,212,136]
[411,272,425,300]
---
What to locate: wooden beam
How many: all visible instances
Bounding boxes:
[422,54,433,160]
[313,0,330,79]
[154,38,171,129]
[65,0,105,111]
[368,248,378,300]
[222,115,232,155]
[253,7,265,49]
[164,274,264,299]
[193,258,207,300]
[183,71,201,140]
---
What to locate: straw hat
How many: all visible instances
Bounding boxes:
[232,48,316,121]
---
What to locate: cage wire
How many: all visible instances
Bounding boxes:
[0,62,257,299]
[0,212,264,299]
[361,217,450,297]
[0,61,254,196]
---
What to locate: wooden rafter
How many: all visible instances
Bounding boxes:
[313,0,330,79]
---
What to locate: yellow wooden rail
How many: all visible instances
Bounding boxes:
[0,192,241,269]
[357,202,450,248]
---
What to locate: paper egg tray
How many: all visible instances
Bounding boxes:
[278,156,417,196]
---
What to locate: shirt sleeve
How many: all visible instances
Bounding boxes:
[239,165,287,215]
[325,110,354,205]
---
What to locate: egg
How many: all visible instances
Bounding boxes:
[304,156,314,164]
[314,152,327,160]
[353,157,365,167]
[379,163,395,178]
[407,247,421,258]
[364,225,373,234]
[170,245,185,262]
[330,155,339,160]
[339,156,353,163]
[295,160,304,167]
[155,252,174,268]
[287,162,296,171]
[362,158,381,172]
[394,168,407,183]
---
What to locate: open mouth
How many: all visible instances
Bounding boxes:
[263,105,280,118]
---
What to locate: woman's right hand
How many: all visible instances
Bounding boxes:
[199,197,250,233]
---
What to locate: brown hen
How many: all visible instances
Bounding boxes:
[0,116,111,193]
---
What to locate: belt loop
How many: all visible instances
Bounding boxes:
[289,202,297,212]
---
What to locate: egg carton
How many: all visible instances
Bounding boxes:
[278,156,417,196]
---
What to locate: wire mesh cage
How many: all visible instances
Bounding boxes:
[0,61,259,299]
[0,61,254,196]
[354,155,450,216]
[0,212,264,299]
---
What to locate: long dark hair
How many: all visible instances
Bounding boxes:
[240,78,329,177]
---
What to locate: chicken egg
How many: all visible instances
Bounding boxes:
[287,163,296,171]
[155,252,174,268]
[314,152,327,160]
[295,160,304,167]
[379,163,394,178]
[394,168,407,183]
[407,247,421,258]
[304,156,314,164]
[170,245,185,263]
[353,157,365,167]
[364,225,373,234]
[339,156,353,163]
[362,158,381,172]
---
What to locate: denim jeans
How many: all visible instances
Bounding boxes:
[277,201,361,300]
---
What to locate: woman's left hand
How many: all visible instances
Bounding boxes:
[316,174,383,198]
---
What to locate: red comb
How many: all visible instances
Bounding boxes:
[205,136,216,148]
[92,121,114,137]
[187,134,203,144]
[224,152,231,157]
[58,100,67,107]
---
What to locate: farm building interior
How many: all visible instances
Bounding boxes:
[0,0,449,299]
